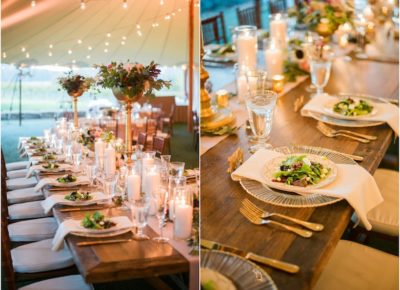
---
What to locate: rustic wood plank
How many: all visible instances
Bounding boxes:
[51,204,189,283]
[201,58,398,290]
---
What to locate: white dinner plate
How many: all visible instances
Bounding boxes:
[71,228,132,238]
[322,97,378,120]
[263,154,338,194]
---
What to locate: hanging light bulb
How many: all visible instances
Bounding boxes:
[137,30,142,37]
[88,46,92,50]
[21,47,26,52]
[26,52,30,58]
[164,14,171,20]
[31,1,36,7]
[80,0,86,10]
[72,60,76,64]
[2,52,7,58]
[68,49,72,54]
[160,0,164,5]
[107,33,111,38]
[48,51,52,57]
[123,0,128,9]
[121,41,126,45]
[77,39,82,44]
[105,42,109,46]
[86,55,91,59]
[104,48,108,53]
[49,44,53,49]
[122,36,127,40]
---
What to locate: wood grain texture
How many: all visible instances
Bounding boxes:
[51,206,189,283]
[201,59,398,290]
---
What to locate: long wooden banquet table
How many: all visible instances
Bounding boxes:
[201,58,399,290]
[37,176,192,286]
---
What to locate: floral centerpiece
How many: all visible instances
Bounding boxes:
[95,61,171,102]
[77,127,102,150]
[58,71,94,96]
[289,0,352,36]
[95,61,170,165]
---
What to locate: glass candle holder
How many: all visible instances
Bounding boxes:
[246,69,268,94]
[272,74,285,93]
[235,63,250,103]
[269,13,287,49]
[126,163,142,202]
[234,25,257,69]
[216,90,229,108]
[168,176,187,220]
[264,38,284,80]
[172,186,193,240]
[169,161,185,177]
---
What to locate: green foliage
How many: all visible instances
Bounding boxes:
[94,61,171,99]
[284,61,309,82]
[201,125,237,136]
[58,71,94,94]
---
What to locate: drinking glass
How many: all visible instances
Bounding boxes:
[103,175,118,204]
[86,163,97,187]
[130,197,151,240]
[246,70,268,94]
[245,90,278,152]
[160,155,171,182]
[153,187,169,243]
[168,176,187,220]
[169,162,185,177]
[354,14,368,57]
[310,59,332,96]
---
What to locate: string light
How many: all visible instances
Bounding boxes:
[21,47,26,52]
[31,1,36,8]
[88,46,92,50]
[152,22,159,28]
[68,49,72,54]
[137,30,142,37]
[160,0,164,5]
[2,52,6,58]
[136,24,141,29]
[72,60,76,64]
[26,52,30,58]
[105,42,109,46]
[121,41,126,45]
[49,44,53,49]
[107,33,111,38]
[80,0,86,10]
[77,39,82,44]
[48,51,52,57]
[104,48,108,53]
[164,14,171,20]
[86,55,91,59]
[123,0,128,9]
[122,36,127,40]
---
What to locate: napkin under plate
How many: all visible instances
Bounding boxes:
[34,176,90,192]
[26,164,75,178]
[301,94,399,135]
[52,216,133,251]
[231,149,383,230]
[41,191,108,214]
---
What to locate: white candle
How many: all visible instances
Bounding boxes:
[236,35,257,68]
[363,5,374,21]
[168,200,175,220]
[104,145,116,178]
[174,202,193,239]
[237,74,248,102]
[143,171,160,196]
[270,14,287,48]
[127,174,141,201]
[95,139,105,158]
[264,46,284,77]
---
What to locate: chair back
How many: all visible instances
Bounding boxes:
[269,0,287,14]
[152,136,169,157]
[138,132,148,150]
[146,119,158,137]
[201,12,227,45]
[236,2,261,28]
[132,119,147,141]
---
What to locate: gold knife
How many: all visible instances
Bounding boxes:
[201,239,300,274]
[77,239,132,246]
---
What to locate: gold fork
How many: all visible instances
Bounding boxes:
[318,122,377,141]
[316,123,370,143]
[239,207,313,238]
[242,199,324,231]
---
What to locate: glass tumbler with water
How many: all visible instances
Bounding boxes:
[130,197,151,241]
[245,90,278,152]
[310,59,332,96]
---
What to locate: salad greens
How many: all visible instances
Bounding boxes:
[42,163,60,170]
[42,154,56,161]
[57,174,77,183]
[211,44,234,55]
[333,98,373,116]
[81,212,116,230]
[272,155,331,187]
[64,191,92,201]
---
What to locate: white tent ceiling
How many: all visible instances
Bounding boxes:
[1,0,200,67]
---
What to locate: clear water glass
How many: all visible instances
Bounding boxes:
[103,175,118,202]
[246,70,268,94]
[169,162,185,177]
[153,187,169,243]
[72,153,82,169]
[310,59,332,96]
[168,176,187,220]
[245,90,278,152]
[130,197,151,240]
[86,163,97,187]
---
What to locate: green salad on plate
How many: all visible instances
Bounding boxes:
[81,212,116,230]
[333,98,373,116]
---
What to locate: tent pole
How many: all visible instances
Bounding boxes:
[187,0,194,132]
[19,70,22,126]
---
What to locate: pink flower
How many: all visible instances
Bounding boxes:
[144,80,150,91]
[123,64,133,72]
[135,63,144,73]
[107,64,113,69]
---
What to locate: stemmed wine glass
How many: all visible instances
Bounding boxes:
[153,187,169,243]
[245,89,278,152]
[86,163,97,187]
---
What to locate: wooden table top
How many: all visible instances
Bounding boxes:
[201,58,398,290]
[50,205,189,284]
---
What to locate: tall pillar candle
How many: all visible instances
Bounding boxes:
[127,173,141,201]
[264,46,284,78]
[270,14,287,48]
[174,202,193,239]
[95,139,105,161]
[104,145,116,179]
[236,35,257,68]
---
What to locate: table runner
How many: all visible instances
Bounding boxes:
[200,75,309,155]
[147,217,199,290]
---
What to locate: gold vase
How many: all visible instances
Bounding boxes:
[112,87,143,167]
[68,90,84,128]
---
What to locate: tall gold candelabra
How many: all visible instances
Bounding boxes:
[68,90,84,128]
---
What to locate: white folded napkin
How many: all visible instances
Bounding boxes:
[34,176,90,192]
[52,216,134,251]
[41,191,107,214]
[26,164,74,178]
[29,155,66,166]
[301,94,399,135]
[232,149,384,230]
